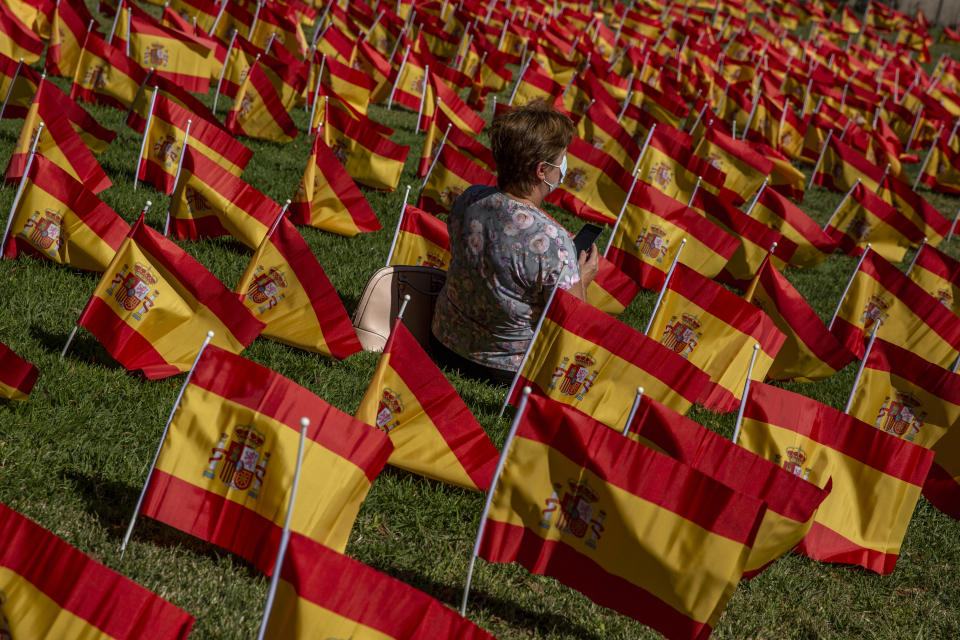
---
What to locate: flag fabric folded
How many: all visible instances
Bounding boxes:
[919,135,960,195]
[0,341,38,401]
[626,393,831,578]
[0,502,194,638]
[832,249,960,367]
[744,255,854,381]
[738,382,934,574]
[324,104,409,191]
[169,148,281,249]
[266,533,496,639]
[908,243,960,317]
[479,393,767,640]
[750,185,836,268]
[4,155,129,272]
[139,93,253,194]
[585,255,642,316]
[76,216,264,380]
[925,413,960,520]
[606,179,739,291]
[44,79,118,153]
[694,126,774,202]
[226,58,298,142]
[355,319,499,491]
[545,136,636,225]
[126,72,223,135]
[140,345,392,574]
[127,11,213,93]
[647,262,786,412]
[235,217,361,359]
[0,2,44,64]
[71,32,148,112]
[825,181,924,264]
[419,144,496,214]
[289,132,381,236]
[509,289,711,425]
[813,135,886,193]
[388,204,451,270]
[636,126,730,205]
[419,104,496,178]
[0,51,39,120]
[880,174,953,247]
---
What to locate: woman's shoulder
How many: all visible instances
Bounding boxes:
[454,185,500,212]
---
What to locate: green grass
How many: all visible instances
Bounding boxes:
[2,3,960,639]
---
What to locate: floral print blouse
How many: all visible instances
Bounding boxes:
[432,186,581,372]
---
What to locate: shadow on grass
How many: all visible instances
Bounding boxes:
[30,322,125,371]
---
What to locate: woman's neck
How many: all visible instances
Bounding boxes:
[501,189,542,209]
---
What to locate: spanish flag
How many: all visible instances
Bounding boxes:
[76,216,264,380]
[919,136,960,195]
[169,149,280,249]
[545,136,635,226]
[127,11,214,93]
[744,255,855,382]
[236,217,361,359]
[0,341,38,401]
[824,180,924,264]
[324,104,409,191]
[738,381,934,574]
[226,58,298,142]
[606,179,739,291]
[0,51,39,121]
[71,32,148,112]
[832,249,960,367]
[44,78,118,154]
[419,144,496,214]
[249,2,307,59]
[419,104,496,178]
[309,53,374,118]
[140,345,392,574]
[0,503,195,638]
[924,369,960,518]
[814,134,886,194]
[45,0,93,78]
[511,60,565,110]
[389,204,450,270]
[880,174,953,247]
[355,319,499,491]
[4,155,129,272]
[586,255,642,316]
[626,392,831,578]
[266,533,496,639]
[425,71,486,136]
[750,185,836,268]
[647,262,786,412]
[127,73,222,136]
[479,393,766,640]
[289,132,381,236]
[575,97,643,171]
[139,93,253,194]
[908,243,960,317]
[636,126,729,205]
[509,289,711,424]
[693,126,774,203]
[0,2,43,64]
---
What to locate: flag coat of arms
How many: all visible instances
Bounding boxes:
[544,136,637,226]
[70,32,148,111]
[355,319,499,491]
[127,12,214,93]
[647,262,786,412]
[824,181,924,264]
[636,126,731,205]
[693,126,775,203]
[76,216,264,379]
[389,204,451,270]
[813,135,886,194]
[738,382,934,575]
[0,502,194,638]
[832,250,960,367]
[908,243,960,318]
[265,533,496,639]
[626,393,831,578]
[4,155,129,272]
[606,179,739,291]
[289,132,381,235]
[479,394,767,640]
[750,186,836,268]
[509,289,711,425]
[226,59,299,142]
[0,341,38,401]
[323,104,409,191]
[141,346,392,574]
[235,218,362,359]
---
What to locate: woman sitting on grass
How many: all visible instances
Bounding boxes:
[431,103,599,385]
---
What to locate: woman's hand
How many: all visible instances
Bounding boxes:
[568,244,599,302]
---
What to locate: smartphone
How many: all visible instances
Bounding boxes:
[573,223,603,255]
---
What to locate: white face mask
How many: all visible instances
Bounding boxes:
[542,155,567,191]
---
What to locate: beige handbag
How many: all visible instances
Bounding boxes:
[352,266,447,352]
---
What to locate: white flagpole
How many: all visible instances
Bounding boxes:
[731,343,760,444]
[914,124,945,190]
[255,416,309,640]
[387,46,411,109]
[742,92,760,140]
[0,58,23,122]
[396,293,412,323]
[822,179,860,232]
[462,386,532,615]
[808,129,833,191]
[120,330,216,559]
[121,68,154,135]
[644,238,686,335]
[688,104,707,134]
[686,176,702,208]
[249,0,263,39]
[386,185,412,266]
[125,6,132,57]
[953,353,960,375]
[1,123,44,256]
[133,88,159,191]
[417,123,451,201]
[212,30,238,113]
[498,266,565,420]
[210,0,230,38]
[905,238,927,275]
[745,177,768,216]
[240,202,290,303]
[876,163,891,194]
[415,65,430,132]
[828,243,871,331]
[164,119,192,237]
[947,116,960,149]
[843,321,882,414]
[107,0,124,44]
[621,387,644,436]
[906,106,924,151]
[308,53,327,133]
[604,168,639,257]
[508,55,532,106]
[947,205,960,242]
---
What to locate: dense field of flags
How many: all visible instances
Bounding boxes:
[2,0,960,637]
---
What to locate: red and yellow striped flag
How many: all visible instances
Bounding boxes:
[636,126,729,205]
[0,503,194,638]
[3,155,129,272]
[908,243,960,317]
[76,216,264,380]
[479,393,767,640]
[606,179,739,291]
[324,105,409,191]
[585,255,642,316]
[813,134,886,193]
[825,181,924,264]
[647,262,786,412]
[127,12,214,93]
[832,250,960,366]
[694,126,774,203]
[389,204,450,270]
[290,131,381,236]
[355,320,499,491]
[919,136,960,195]
[744,255,854,381]
[880,174,953,247]
[0,341,38,401]
[140,345,393,574]
[70,32,148,112]
[750,185,836,268]
[0,2,44,64]
[544,136,635,226]
[266,533,496,639]
[419,144,496,214]
[419,104,496,178]
[236,218,361,359]
[509,289,711,424]
[739,381,934,574]
[0,51,38,119]
[226,58,299,142]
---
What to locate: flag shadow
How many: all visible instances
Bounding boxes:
[29,323,126,373]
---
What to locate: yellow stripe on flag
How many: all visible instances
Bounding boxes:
[0,568,113,639]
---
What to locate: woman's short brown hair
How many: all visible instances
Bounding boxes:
[489,103,575,195]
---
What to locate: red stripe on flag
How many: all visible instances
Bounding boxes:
[923,462,960,520]
[796,521,900,575]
